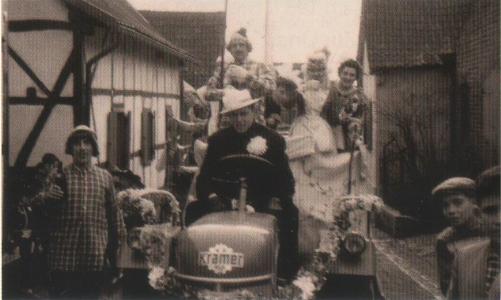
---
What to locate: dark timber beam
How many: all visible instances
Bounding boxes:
[9,20,72,32]
[72,11,87,126]
[3,8,10,179]
[8,96,74,105]
[14,49,75,167]
[8,46,51,97]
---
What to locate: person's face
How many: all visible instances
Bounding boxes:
[229,40,249,63]
[442,194,478,227]
[272,86,292,108]
[339,66,357,89]
[479,194,500,246]
[71,137,93,167]
[228,106,255,133]
[46,162,60,178]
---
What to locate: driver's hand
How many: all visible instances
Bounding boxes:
[208,194,226,211]
[230,199,255,213]
[269,197,282,211]
[246,205,255,213]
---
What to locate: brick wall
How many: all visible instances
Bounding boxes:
[375,67,453,212]
[456,0,500,170]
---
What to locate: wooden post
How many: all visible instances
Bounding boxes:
[264,0,272,64]
[3,9,9,169]
[71,11,87,126]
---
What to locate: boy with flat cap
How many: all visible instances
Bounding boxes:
[433,177,484,295]
[447,166,500,300]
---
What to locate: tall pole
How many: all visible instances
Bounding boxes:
[264,0,272,64]
[219,0,228,89]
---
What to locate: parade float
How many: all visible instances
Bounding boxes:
[118,144,384,299]
[114,45,385,299]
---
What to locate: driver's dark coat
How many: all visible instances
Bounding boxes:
[196,122,295,210]
[194,122,299,279]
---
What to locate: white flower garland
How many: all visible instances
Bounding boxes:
[142,194,383,300]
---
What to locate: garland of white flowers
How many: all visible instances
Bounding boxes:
[142,194,382,300]
[279,194,383,300]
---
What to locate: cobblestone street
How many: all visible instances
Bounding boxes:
[373,229,444,300]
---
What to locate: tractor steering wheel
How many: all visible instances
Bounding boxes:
[210,154,277,209]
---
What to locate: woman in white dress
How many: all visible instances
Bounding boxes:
[280,49,354,223]
[285,82,348,223]
[277,75,373,260]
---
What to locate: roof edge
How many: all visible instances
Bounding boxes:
[64,0,197,63]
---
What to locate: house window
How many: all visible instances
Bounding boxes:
[141,109,156,166]
[107,111,130,170]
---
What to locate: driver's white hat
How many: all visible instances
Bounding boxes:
[220,87,261,114]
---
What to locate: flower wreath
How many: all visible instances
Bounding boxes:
[117,189,157,229]
[139,194,382,300]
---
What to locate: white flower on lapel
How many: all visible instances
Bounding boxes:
[246,136,268,156]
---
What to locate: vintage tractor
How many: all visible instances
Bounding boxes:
[174,154,280,297]
[170,152,384,299]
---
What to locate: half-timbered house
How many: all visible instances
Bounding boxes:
[6,0,194,189]
[3,0,196,292]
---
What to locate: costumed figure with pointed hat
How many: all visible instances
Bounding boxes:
[203,28,278,128]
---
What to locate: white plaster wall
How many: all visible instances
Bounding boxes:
[9,105,74,166]
[7,0,68,22]
[8,30,73,97]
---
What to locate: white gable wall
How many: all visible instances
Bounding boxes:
[87,29,182,188]
[7,0,183,190]
[361,41,378,193]
[7,0,74,166]
[7,0,68,21]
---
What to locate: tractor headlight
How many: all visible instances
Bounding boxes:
[342,232,367,256]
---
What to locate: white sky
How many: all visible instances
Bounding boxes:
[129,0,362,79]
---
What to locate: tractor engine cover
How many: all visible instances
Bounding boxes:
[174,211,278,288]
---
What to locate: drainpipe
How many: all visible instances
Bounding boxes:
[85,40,118,164]
[85,42,118,129]
[85,41,118,107]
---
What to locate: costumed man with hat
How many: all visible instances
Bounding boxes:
[215,27,276,97]
[186,88,299,281]
[447,166,500,300]
[42,125,125,299]
[205,28,278,128]
[432,177,485,295]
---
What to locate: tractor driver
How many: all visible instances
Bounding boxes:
[187,87,299,281]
